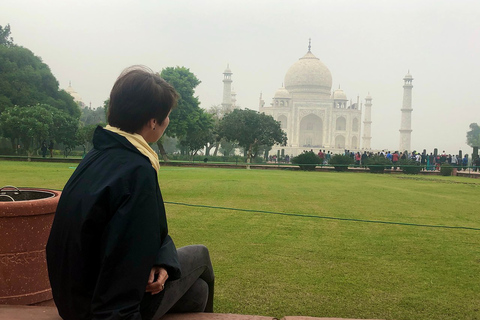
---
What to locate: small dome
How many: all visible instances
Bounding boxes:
[365,92,372,100]
[65,83,83,103]
[224,64,232,74]
[284,50,332,96]
[333,88,347,100]
[274,87,291,99]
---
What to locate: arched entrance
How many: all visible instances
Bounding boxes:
[335,135,345,149]
[299,114,323,147]
[352,118,359,132]
[336,117,346,131]
[351,136,358,149]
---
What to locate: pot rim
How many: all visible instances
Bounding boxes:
[0,187,61,218]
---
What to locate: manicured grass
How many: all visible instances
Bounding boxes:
[1,161,479,320]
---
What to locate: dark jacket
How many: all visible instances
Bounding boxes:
[46,126,181,320]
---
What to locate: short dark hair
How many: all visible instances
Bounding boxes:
[107,66,178,133]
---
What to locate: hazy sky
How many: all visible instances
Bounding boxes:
[2,0,479,153]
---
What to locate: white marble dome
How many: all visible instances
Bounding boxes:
[65,84,82,103]
[274,86,291,99]
[333,88,347,100]
[284,50,332,96]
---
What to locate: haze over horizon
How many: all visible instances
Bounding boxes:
[2,0,479,154]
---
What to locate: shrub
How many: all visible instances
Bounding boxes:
[291,151,321,171]
[168,154,250,163]
[398,159,422,174]
[366,155,392,173]
[329,154,354,172]
[440,163,453,176]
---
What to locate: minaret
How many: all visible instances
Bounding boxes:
[231,87,237,108]
[399,72,413,153]
[259,92,265,109]
[362,93,372,149]
[222,65,233,111]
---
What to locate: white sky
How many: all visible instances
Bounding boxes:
[2,0,479,154]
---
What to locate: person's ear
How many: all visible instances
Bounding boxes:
[149,118,156,130]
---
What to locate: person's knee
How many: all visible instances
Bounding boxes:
[196,244,209,259]
[182,244,210,262]
[192,245,214,281]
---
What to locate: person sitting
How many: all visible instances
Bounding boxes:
[46,66,214,320]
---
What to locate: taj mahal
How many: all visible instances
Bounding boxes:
[221,41,414,157]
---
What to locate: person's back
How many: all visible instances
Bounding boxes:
[47,127,172,320]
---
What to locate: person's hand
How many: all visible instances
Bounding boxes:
[145,266,168,295]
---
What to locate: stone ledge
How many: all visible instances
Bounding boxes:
[163,313,274,319]
[0,305,60,320]
[0,305,384,320]
[281,317,382,320]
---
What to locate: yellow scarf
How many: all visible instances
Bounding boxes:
[105,125,160,173]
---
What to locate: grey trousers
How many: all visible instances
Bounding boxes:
[140,245,215,320]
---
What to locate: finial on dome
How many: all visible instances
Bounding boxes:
[69,81,71,87]
[308,38,311,52]
[338,84,341,89]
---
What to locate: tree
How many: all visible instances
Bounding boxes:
[77,124,100,155]
[206,104,233,156]
[467,123,480,159]
[0,27,80,118]
[0,104,79,159]
[52,109,81,157]
[158,67,214,159]
[159,67,201,139]
[179,110,214,157]
[80,106,106,126]
[219,140,237,157]
[0,24,14,47]
[218,109,287,167]
[466,123,480,148]
[0,105,53,158]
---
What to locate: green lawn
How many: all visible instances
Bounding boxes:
[1,161,479,320]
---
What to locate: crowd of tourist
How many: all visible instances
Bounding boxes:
[270,149,480,172]
[342,149,479,171]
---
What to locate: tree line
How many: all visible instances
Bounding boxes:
[0,24,286,161]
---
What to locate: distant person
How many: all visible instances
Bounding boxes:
[48,140,54,158]
[428,153,435,171]
[355,152,361,166]
[421,152,427,170]
[392,151,399,170]
[386,151,392,161]
[451,155,458,167]
[46,66,214,320]
[41,140,47,158]
[317,149,324,163]
[462,154,468,170]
